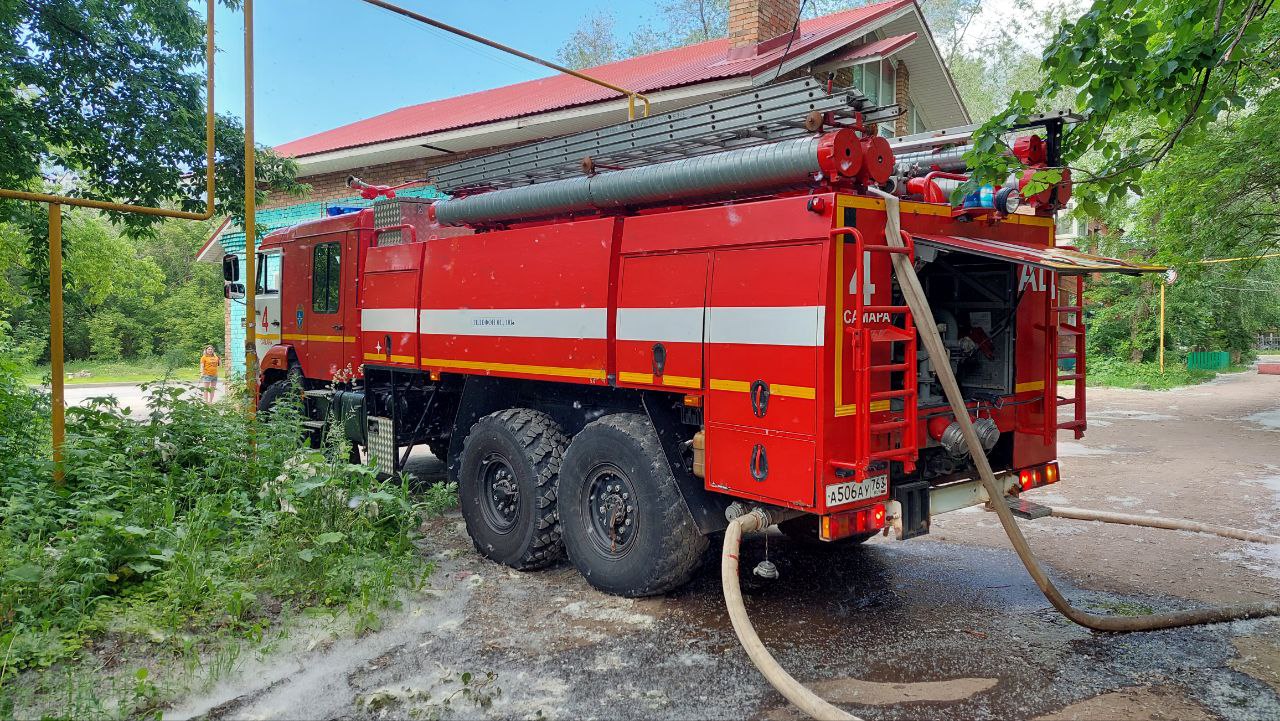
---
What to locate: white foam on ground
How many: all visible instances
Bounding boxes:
[1058,441,1119,457]
[1089,409,1179,422]
[1218,473,1280,578]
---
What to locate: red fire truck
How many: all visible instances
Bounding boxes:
[225,79,1160,597]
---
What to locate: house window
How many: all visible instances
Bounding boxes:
[311,242,341,313]
[851,62,878,105]
[851,59,897,117]
[880,59,896,109]
[256,252,281,295]
[907,106,925,134]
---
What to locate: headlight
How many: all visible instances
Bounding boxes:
[995,186,1022,215]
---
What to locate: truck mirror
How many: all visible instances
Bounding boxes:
[223,254,240,282]
[224,282,245,300]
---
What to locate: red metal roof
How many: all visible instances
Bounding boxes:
[276,0,914,158]
[828,32,917,63]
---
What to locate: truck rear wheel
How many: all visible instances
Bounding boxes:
[458,408,569,570]
[559,413,707,597]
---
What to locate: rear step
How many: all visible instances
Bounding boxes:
[1003,496,1052,520]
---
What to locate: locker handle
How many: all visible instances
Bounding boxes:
[749,444,768,481]
[750,379,770,417]
[651,342,666,376]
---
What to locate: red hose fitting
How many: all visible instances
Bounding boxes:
[817,129,862,179]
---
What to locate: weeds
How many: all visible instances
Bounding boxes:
[1085,355,1218,390]
[0,359,430,716]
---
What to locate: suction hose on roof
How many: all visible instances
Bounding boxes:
[718,191,1280,721]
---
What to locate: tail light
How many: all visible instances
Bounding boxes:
[1019,468,1040,490]
[820,502,886,542]
[1018,461,1060,492]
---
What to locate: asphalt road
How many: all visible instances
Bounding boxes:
[61,380,222,417]
[163,365,1280,720]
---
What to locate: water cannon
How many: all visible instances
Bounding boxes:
[346,175,430,200]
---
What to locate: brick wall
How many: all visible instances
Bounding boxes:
[894,60,910,136]
[729,0,801,49]
[263,144,508,209]
[264,157,430,209]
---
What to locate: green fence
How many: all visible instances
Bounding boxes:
[1186,351,1230,370]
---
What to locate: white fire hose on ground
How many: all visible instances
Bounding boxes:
[720,188,1280,721]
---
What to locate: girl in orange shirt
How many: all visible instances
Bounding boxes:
[200,345,220,403]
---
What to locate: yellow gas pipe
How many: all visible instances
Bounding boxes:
[244,0,258,400]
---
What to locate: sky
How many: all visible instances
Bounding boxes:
[208,0,663,146]
[206,0,1075,148]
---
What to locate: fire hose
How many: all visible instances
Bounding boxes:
[720,188,1280,721]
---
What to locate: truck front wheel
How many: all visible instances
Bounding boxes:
[559,413,707,597]
[458,408,569,570]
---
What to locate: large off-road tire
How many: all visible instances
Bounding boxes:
[559,413,708,597]
[458,408,569,571]
[257,365,304,415]
[778,514,877,547]
[257,380,290,414]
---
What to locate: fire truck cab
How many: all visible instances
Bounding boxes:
[225,82,1161,597]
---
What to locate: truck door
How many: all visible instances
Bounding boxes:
[253,251,282,362]
[616,252,708,391]
[304,232,356,378]
[703,243,824,508]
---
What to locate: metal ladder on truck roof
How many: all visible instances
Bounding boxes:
[831,226,920,482]
[429,76,901,195]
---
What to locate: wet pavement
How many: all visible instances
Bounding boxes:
[169,365,1280,720]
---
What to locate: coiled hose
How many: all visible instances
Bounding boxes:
[720,190,1280,721]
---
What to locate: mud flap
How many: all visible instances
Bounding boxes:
[642,392,734,535]
[366,415,398,476]
[894,479,931,539]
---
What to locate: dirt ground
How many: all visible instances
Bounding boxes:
[166,364,1280,721]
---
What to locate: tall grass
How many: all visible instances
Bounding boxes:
[0,358,435,716]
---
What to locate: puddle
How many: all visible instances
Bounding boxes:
[1245,408,1280,431]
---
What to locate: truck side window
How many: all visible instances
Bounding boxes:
[256,252,281,295]
[311,242,341,313]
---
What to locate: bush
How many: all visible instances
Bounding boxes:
[1085,355,1216,390]
[0,368,428,685]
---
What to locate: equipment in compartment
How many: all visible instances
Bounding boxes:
[913,251,1017,406]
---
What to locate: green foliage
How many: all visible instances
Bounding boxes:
[0,366,427,691]
[1075,86,1280,362]
[0,0,308,237]
[0,211,226,368]
[1085,355,1216,389]
[966,0,1278,211]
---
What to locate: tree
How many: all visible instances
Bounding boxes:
[967,0,1278,213]
[0,0,308,238]
[555,11,622,69]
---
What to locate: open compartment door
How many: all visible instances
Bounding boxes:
[912,235,1166,275]
[908,234,1164,450]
